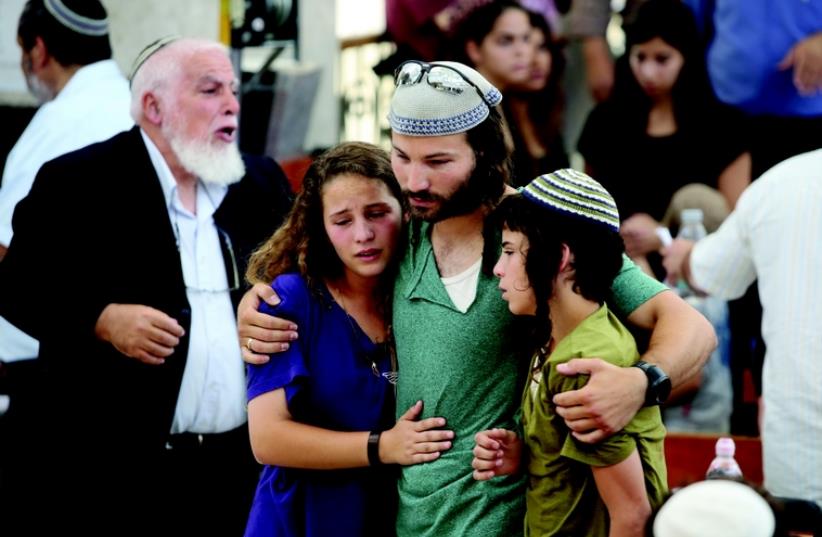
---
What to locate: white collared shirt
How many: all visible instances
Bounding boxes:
[141,131,246,434]
[0,60,132,362]
[690,149,822,506]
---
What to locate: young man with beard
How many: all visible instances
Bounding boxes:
[237,61,715,536]
[0,38,292,535]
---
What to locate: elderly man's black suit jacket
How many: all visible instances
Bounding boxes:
[0,126,292,459]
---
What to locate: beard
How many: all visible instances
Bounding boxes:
[404,165,492,222]
[25,72,55,105]
[162,117,245,186]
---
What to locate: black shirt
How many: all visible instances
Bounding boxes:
[578,100,747,220]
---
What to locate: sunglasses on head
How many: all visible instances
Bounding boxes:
[393,60,493,106]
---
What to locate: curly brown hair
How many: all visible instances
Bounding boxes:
[245,142,405,301]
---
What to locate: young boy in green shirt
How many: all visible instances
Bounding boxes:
[472,169,668,537]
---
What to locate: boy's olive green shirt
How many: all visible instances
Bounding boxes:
[392,222,667,537]
[522,304,668,536]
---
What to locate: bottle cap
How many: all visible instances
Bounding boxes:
[715,437,736,457]
[680,208,704,225]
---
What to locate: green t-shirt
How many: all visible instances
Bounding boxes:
[392,222,667,537]
[521,304,668,536]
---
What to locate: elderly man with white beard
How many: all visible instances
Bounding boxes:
[0,37,293,535]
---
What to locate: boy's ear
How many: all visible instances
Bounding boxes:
[559,244,573,273]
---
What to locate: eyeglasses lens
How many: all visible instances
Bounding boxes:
[427,66,468,95]
[396,62,423,86]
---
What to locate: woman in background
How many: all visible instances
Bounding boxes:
[578,0,750,278]
[503,9,568,184]
[453,1,569,185]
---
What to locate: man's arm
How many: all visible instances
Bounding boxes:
[553,290,715,443]
[0,161,102,339]
[627,289,715,386]
[237,283,298,364]
[662,239,699,291]
[565,0,615,102]
[95,304,185,365]
[581,37,615,102]
[664,204,756,303]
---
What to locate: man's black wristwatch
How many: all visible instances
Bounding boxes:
[632,360,672,406]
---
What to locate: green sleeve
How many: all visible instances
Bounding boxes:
[608,255,668,317]
[547,361,636,468]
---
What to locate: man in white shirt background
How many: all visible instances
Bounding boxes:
[664,149,822,510]
[0,0,132,393]
[0,0,132,516]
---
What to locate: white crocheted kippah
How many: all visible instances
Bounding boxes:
[653,480,776,537]
[388,61,502,137]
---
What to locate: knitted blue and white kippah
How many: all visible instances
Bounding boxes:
[522,169,620,232]
[389,61,502,137]
[44,0,108,36]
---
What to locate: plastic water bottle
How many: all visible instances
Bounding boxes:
[677,208,708,242]
[706,437,743,479]
[674,209,708,304]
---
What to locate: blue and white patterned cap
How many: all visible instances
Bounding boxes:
[522,169,621,232]
[44,0,109,36]
[388,61,503,137]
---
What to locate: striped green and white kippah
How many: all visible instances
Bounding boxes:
[522,169,620,232]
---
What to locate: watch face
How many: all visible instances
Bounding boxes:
[653,375,672,404]
[636,361,672,406]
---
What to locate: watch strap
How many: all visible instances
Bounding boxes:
[633,360,671,406]
[367,431,382,466]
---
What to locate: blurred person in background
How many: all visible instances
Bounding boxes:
[663,148,822,510]
[452,1,569,185]
[577,0,745,434]
[0,0,132,519]
[453,0,534,92]
[502,9,569,185]
[684,0,822,438]
[578,0,749,279]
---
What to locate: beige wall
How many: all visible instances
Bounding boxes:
[0,0,219,106]
[0,0,34,104]
[106,0,220,74]
[0,0,360,153]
